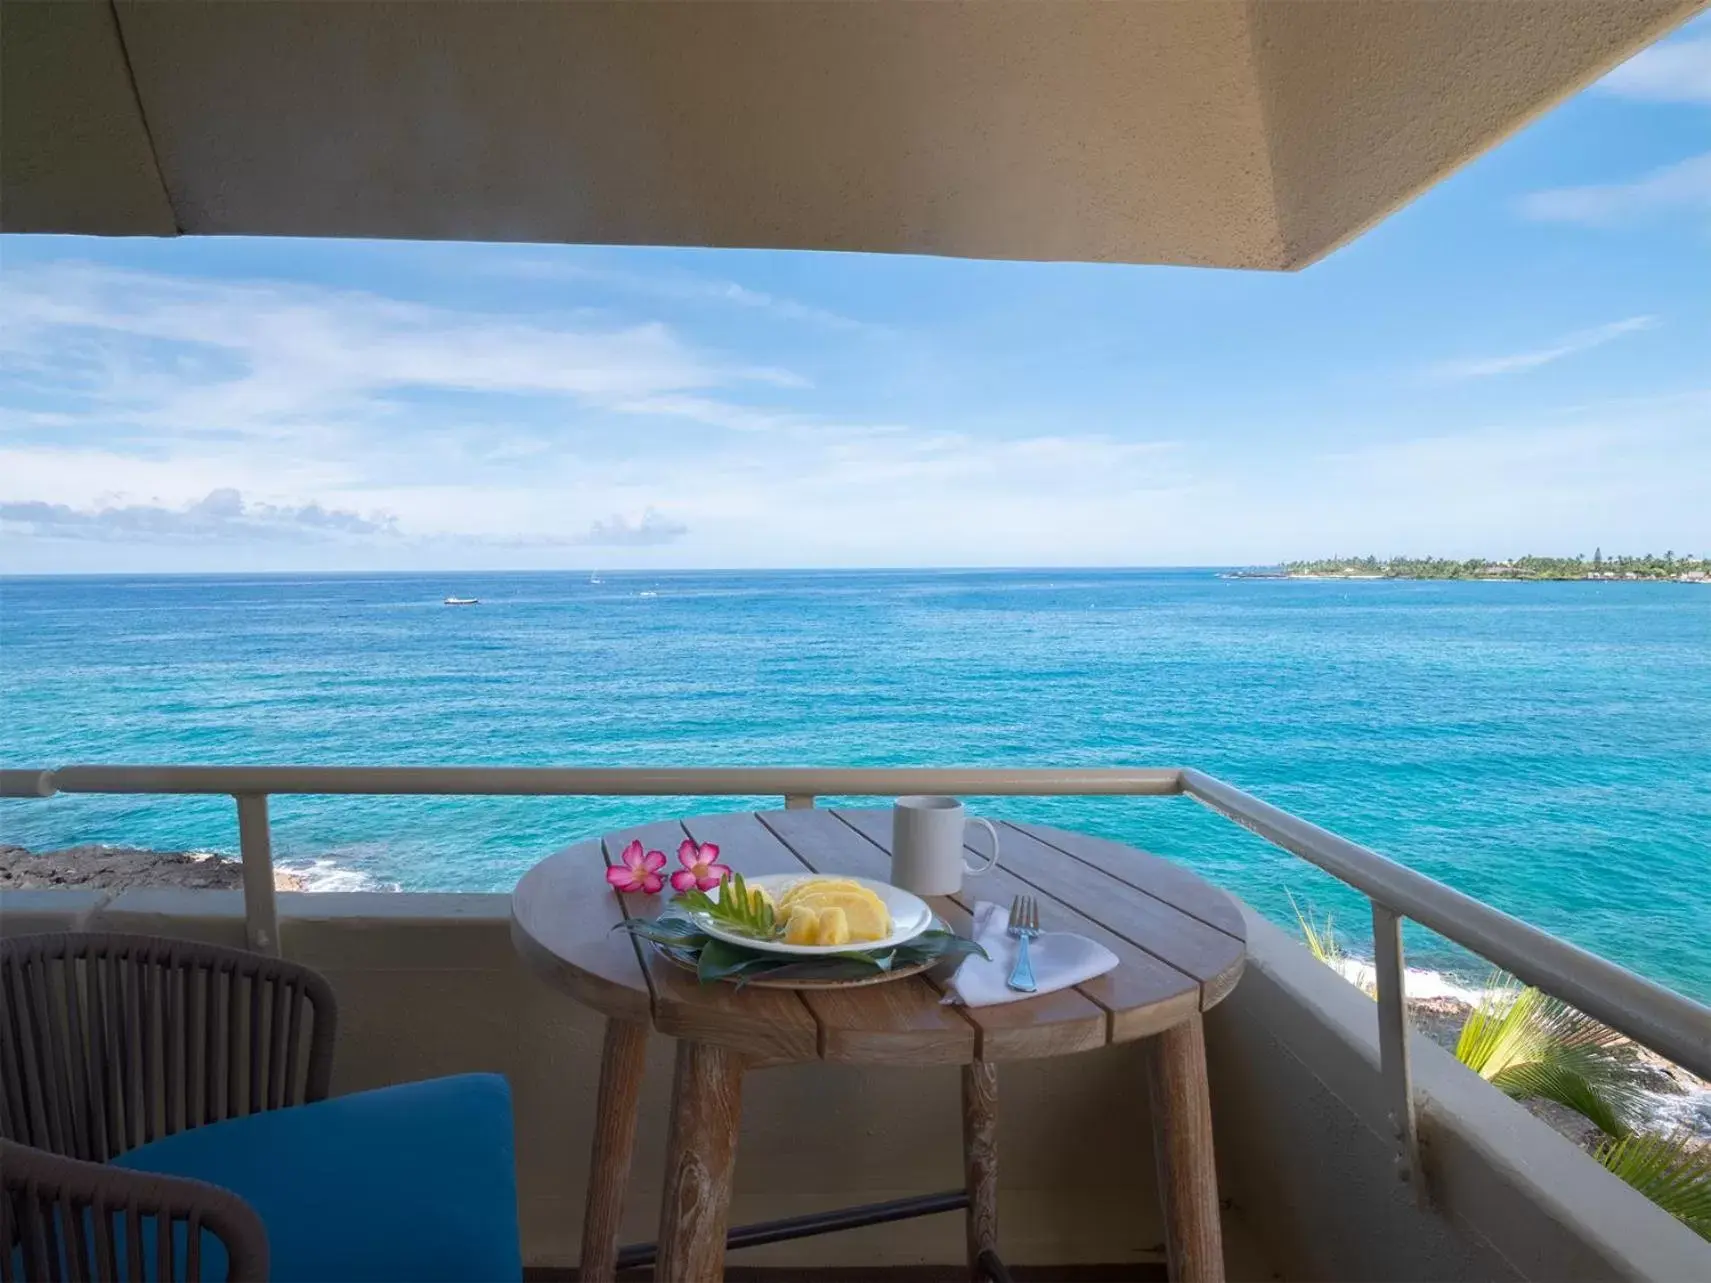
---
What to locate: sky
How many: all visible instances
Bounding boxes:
[2,18,1708,574]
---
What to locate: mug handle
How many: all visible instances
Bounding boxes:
[963,818,1001,875]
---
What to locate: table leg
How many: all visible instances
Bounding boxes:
[1144,1013,1225,1283]
[656,1039,745,1283]
[579,1018,649,1283]
[961,1060,999,1279]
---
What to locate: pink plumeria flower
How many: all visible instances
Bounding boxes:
[670,839,731,893]
[605,839,666,894]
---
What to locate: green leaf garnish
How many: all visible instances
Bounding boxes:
[615,909,988,988]
[674,870,780,942]
[697,938,786,984]
[613,906,709,950]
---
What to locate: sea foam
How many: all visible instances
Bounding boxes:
[277,859,399,893]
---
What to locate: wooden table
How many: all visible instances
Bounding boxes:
[511,807,1246,1283]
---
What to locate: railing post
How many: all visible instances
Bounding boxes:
[784,794,815,810]
[235,793,282,956]
[1372,903,1425,1203]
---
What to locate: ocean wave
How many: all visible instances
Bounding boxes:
[1327,956,1494,1005]
[1647,1083,1711,1139]
[277,859,399,893]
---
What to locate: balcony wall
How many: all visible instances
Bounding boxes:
[1210,910,1708,1281]
[3,888,1705,1279]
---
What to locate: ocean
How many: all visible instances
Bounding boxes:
[2,569,1708,1007]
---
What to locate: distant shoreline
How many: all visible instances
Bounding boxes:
[1224,571,1711,583]
[1227,554,1710,584]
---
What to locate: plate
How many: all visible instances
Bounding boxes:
[691,873,934,955]
[652,941,939,990]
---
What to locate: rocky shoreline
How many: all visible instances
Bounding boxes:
[1,844,305,892]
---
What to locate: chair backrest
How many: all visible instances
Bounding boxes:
[1,933,338,1162]
[0,1138,268,1283]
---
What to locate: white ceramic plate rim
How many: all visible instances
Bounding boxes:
[692,873,934,955]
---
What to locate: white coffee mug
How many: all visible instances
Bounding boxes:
[890,795,1000,896]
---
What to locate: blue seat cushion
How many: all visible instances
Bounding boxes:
[114,1073,521,1283]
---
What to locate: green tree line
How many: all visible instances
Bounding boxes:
[1281,552,1708,580]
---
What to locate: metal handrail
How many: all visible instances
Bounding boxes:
[25,764,1183,798]
[1178,770,1711,1088]
[7,760,1708,1201]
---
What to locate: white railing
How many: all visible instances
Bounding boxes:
[5,762,1708,1200]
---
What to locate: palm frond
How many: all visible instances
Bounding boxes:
[1527,996,1631,1055]
[1489,1057,1637,1138]
[1596,1132,1711,1241]
[1455,978,1537,1076]
[1455,977,1644,1136]
[1286,890,1343,967]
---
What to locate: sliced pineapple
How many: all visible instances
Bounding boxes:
[777,877,865,911]
[783,905,821,946]
[815,906,852,946]
[770,877,892,944]
[776,882,890,946]
[782,891,889,942]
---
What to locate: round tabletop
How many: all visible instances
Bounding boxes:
[511,807,1246,1065]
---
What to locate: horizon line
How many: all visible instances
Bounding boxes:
[2,554,1700,581]
[1,564,1257,580]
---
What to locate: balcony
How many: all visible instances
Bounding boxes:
[3,764,1706,1280]
[5,0,1708,1274]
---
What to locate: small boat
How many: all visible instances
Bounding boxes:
[588,573,604,585]
[443,596,480,606]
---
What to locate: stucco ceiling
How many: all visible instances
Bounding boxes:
[2,0,1702,269]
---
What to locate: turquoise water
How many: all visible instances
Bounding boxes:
[2,569,1708,1003]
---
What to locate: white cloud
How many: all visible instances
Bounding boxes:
[5,383,1700,569]
[1600,33,1711,104]
[1429,316,1656,380]
[0,262,798,547]
[1521,20,1711,229]
[486,258,874,332]
[0,488,396,542]
[613,395,801,434]
[1230,390,1711,560]
[578,510,689,547]
[0,442,360,513]
[0,262,783,447]
[0,260,1196,568]
[1518,152,1711,227]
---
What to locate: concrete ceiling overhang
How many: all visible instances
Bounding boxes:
[2,0,1702,269]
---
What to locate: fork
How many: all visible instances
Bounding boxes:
[1006,894,1040,993]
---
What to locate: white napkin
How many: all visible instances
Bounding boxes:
[943,900,1120,1007]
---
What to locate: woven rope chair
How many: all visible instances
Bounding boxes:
[1,1138,267,1282]
[2,932,341,1281]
